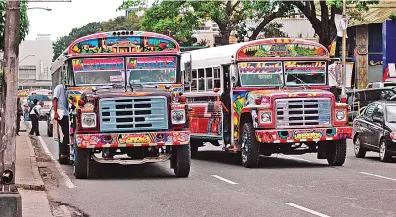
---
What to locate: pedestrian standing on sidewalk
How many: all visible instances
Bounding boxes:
[53,83,70,164]
[29,99,43,136]
[16,97,23,136]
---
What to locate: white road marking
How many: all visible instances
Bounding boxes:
[38,136,76,189]
[279,154,313,163]
[359,172,396,182]
[286,203,331,217]
[211,175,238,185]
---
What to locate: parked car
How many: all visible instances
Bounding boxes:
[366,81,396,88]
[353,100,396,162]
[46,107,53,137]
[27,94,52,121]
[346,87,396,122]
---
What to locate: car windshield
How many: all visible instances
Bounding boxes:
[28,94,51,102]
[384,83,396,87]
[284,61,326,86]
[238,62,283,87]
[126,56,177,84]
[386,105,396,122]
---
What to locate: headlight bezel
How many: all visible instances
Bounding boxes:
[81,112,97,128]
[258,111,272,125]
[171,109,186,125]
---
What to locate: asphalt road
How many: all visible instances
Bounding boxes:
[33,121,396,217]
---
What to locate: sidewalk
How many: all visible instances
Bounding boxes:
[15,122,54,217]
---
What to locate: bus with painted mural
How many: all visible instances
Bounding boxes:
[51,30,191,179]
[183,38,352,168]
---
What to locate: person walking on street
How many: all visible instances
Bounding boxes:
[29,100,43,136]
[16,98,23,136]
[220,82,231,148]
[53,83,71,164]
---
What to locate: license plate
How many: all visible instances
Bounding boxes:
[292,129,323,140]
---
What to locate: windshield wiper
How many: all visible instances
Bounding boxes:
[287,73,310,90]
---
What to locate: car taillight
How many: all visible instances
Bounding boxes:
[390,132,396,140]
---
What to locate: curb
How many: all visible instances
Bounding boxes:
[15,122,45,191]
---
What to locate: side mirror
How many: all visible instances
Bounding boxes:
[230,64,238,85]
[373,116,383,124]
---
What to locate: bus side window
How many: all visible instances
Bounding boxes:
[206,67,213,91]
[198,69,205,92]
[191,69,198,92]
[214,67,220,89]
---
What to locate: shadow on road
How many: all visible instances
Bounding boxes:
[193,150,329,169]
[88,162,179,180]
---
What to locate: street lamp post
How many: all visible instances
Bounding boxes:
[341,0,347,103]
[19,54,35,63]
[27,7,52,11]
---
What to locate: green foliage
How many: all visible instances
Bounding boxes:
[139,1,200,44]
[123,0,293,46]
[288,0,379,46]
[0,0,29,51]
[389,13,396,21]
[52,14,142,61]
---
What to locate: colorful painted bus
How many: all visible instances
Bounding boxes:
[183,38,352,167]
[51,30,191,178]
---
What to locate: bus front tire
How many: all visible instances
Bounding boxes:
[326,139,347,166]
[173,144,191,177]
[241,122,260,168]
[74,147,91,179]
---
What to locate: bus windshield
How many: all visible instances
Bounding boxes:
[284,61,326,86]
[72,57,125,86]
[126,56,177,84]
[238,62,283,87]
[75,70,124,85]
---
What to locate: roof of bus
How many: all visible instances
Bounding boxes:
[186,38,329,69]
[51,30,181,72]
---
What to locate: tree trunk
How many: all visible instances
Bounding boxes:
[0,0,21,188]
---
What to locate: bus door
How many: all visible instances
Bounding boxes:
[221,64,232,146]
[185,68,223,142]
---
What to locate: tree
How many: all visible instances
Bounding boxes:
[0,0,29,50]
[138,1,200,45]
[52,14,142,61]
[120,0,293,45]
[288,0,379,47]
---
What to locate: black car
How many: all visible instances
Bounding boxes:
[353,100,396,162]
[347,87,396,123]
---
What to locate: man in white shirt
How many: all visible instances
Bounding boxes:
[53,83,71,164]
[29,100,43,136]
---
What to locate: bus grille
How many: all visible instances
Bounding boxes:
[275,98,331,128]
[99,96,168,132]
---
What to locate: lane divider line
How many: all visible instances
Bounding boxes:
[279,154,313,163]
[286,203,330,217]
[211,175,238,185]
[38,136,76,189]
[359,172,396,182]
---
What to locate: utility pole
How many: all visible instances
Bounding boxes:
[341,0,347,102]
[0,0,21,190]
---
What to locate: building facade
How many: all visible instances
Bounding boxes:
[18,34,54,90]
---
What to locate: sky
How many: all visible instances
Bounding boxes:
[25,0,128,40]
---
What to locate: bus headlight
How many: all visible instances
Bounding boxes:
[336,110,346,121]
[259,112,271,124]
[81,113,96,128]
[171,109,186,124]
